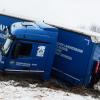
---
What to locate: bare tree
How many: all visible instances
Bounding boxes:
[90,24,100,33]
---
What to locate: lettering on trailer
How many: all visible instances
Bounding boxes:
[36,46,46,57]
[56,42,84,60]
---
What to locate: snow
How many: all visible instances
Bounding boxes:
[0,0,100,28]
[94,81,100,91]
[0,75,99,100]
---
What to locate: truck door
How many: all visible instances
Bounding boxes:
[5,40,33,72]
[30,42,49,72]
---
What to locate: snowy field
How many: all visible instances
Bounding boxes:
[0,74,99,100]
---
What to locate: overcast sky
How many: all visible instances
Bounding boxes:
[0,0,100,27]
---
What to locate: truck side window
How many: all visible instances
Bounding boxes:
[11,42,32,58]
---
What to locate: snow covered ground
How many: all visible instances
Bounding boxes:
[94,81,100,92]
[0,74,99,100]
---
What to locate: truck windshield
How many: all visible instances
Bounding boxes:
[2,38,13,55]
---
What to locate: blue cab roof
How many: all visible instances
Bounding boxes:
[11,22,58,43]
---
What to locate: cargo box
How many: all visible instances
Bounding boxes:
[51,23,100,86]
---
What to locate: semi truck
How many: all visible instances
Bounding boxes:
[0,13,58,80]
[0,12,100,87]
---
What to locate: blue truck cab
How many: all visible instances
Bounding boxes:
[0,21,58,80]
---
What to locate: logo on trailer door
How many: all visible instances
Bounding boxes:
[36,46,46,57]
